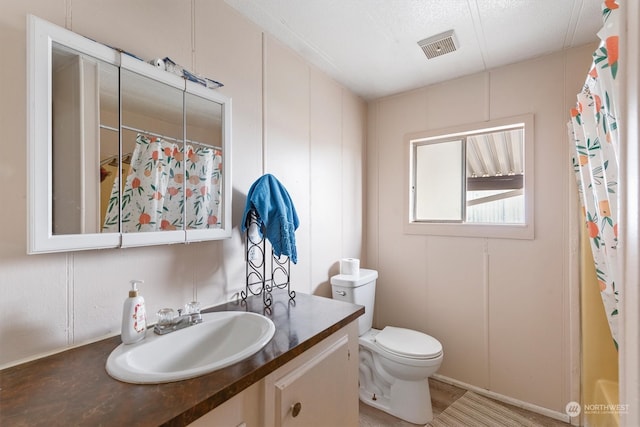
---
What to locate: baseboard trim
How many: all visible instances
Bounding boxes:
[432,374,571,423]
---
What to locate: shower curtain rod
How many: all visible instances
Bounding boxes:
[100,152,131,167]
[100,124,222,150]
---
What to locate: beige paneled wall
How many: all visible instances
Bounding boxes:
[0,0,365,366]
[341,91,366,260]
[263,36,312,294]
[366,44,596,415]
[309,70,344,296]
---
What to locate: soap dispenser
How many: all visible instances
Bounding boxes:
[121,280,147,344]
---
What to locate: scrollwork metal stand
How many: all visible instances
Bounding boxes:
[242,210,295,310]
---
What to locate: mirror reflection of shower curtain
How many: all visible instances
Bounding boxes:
[184,145,223,229]
[568,1,620,348]
[103,134,222,233]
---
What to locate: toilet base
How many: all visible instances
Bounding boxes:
[359,378,434,424]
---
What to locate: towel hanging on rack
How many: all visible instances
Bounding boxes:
[241,174,299,263]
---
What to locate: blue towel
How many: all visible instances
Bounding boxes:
[241,174,299,263]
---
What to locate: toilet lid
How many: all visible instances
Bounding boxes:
[375,326,443,359]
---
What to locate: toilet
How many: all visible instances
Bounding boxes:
[331,268,443,424]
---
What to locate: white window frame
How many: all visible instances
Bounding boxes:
[404,114,534,240]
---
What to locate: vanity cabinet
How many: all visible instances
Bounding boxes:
[188,382,262,427]
[189,321,359,427]
[265,322,359,427]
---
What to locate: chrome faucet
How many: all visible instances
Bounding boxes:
[153,301,203,335]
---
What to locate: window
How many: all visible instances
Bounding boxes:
[404,114,534,239]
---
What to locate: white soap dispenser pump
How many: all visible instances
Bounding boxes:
[121,280,147,344]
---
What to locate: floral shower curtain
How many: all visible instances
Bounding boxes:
[184,143,223,229]
[103,134,222,233]
[568,0,621,348]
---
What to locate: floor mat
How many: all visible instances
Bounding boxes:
[427,391,545,427]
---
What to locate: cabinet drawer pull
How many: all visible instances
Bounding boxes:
[291,402,302,418]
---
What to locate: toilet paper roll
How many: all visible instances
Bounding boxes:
[149,58,166,70]
[340,258,360,276]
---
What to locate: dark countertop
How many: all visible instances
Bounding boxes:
[0,292,364,426]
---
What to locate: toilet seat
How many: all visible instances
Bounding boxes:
[375,326,443,360]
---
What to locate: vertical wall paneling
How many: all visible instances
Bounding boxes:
[563,43,591,422]
[428,236,489,387]
[373,92,430,335]
[366,46,595,415]
[193,0,264,305]
[341,91,365,260]
[483,240,490,388]
[309,70,343,296]
[263,35,311,294]
[365,104,380,271]
[0,0,365,367]
[262,33,268,175]
[66,253,74,346]
[365,103,380,329]
[487,54,566,410]
[0,1,68,366]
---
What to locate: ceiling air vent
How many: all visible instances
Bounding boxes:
[418,30,458,59]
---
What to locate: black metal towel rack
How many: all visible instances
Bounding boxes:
[242,209,295,309]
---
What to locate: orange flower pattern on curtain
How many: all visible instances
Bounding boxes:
[568,0,620,349]
[103,134,222,233]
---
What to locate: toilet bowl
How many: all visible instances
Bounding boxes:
[331,268,443,424]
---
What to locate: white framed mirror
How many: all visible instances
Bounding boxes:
[184,84,232,243]
[27,15,232,254]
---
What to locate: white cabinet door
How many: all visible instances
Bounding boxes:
[268,322,359,427]
[194,321,359,427]
[188,381,262,427]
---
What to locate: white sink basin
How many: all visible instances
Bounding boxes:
[106,311,275,384]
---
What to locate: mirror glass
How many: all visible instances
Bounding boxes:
[51,42,119,235]
[103,69,185,234]
[185,92,224,230]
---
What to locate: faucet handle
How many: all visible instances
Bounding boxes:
[184,301,201,314]
[185,301,202,324]
[156,308,177,326]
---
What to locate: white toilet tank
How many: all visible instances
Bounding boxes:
[330,268,378,336]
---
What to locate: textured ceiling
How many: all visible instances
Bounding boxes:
[224,0,604,100]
